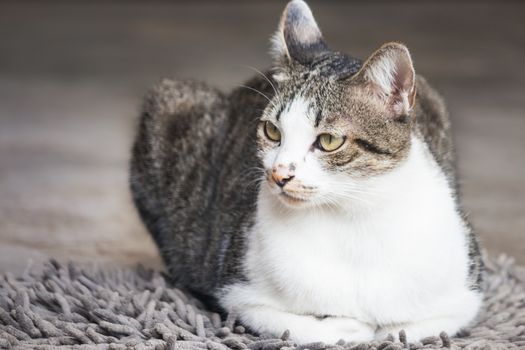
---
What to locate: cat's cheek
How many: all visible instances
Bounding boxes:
[261,148,280,176]
[293,156,328,192]
[256,137,277,162]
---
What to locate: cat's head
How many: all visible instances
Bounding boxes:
[257,0,416,209]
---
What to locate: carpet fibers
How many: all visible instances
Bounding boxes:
[1,255,524,350]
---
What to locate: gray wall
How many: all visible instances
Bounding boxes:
[0,1,524,273]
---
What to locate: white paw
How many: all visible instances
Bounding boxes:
[293,317,375,344]
[375,326,404,342]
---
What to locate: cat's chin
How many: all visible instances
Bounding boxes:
[277,191,311,208]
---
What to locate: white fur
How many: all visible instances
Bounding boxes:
[365,54,397,96]
[219,97,481,344]
[364,48,415,116]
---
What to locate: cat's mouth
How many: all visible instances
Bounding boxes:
[279,191,308,204]
[265,172,315,205]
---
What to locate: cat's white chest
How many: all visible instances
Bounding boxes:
[249,212,376,317]
[247,201,466,324]
[232,138,472,326]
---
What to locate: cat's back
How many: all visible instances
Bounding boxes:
[130,75,273,299]
[413,75,456,184]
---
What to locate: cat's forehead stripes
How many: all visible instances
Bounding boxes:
[274,103,287,121]
[275,95,317,126]
[273,59,357,128]
[314,109,323,127]
[307,52,362,80]
[279,96,316,126]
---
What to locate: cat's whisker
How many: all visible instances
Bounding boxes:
[322,181,387,200]
[242,176,266,194]
[250,112,266,125]
[238,84,279,110]
[328,191,375,207]
[242,167,266,178]
[322,186,379,201]
[242,65,285,107]
[320,195,340,212]
[233,167,266,192]
[339,189,385,200]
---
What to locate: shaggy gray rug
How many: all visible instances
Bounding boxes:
[1,256,524,350]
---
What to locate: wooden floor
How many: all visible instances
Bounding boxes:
[0,1,524,274]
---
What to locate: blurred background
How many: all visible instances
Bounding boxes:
[0,1,524,274]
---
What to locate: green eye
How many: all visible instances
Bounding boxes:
[264,121,281,142]
[318,134,345,152]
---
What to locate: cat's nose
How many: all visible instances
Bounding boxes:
[272,173,294,188]
[271,165,295,188]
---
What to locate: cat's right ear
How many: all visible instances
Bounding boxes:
[353,42,417,118]
[271,0,328,70]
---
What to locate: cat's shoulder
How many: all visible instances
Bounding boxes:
[413,75,456,183]
[228,72,277,108]
[414,75,449,123]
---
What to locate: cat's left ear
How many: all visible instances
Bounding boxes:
[355,42,417,117]
[271,0,329,66]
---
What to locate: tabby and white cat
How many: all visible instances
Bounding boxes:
[130,0,483,344]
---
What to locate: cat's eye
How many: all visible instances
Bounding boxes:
[264,121,281,142]
[317,134,345,152]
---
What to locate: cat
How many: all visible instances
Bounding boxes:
[130,0,483,344]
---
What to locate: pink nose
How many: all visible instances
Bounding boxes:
[271,164,295,188]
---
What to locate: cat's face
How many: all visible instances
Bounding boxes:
[257,0,416,208]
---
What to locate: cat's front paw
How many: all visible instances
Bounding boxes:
[312,317,375,344]
[375,326,404,343]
